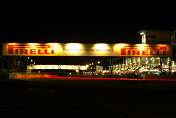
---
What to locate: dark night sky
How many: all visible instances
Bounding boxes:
[2,16,176,43]
[1,15,176,65]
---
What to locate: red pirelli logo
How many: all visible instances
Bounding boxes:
[8,45,56,55]
[120,45,169,56]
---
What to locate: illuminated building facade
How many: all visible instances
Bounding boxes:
[111,57,176,75]
[27,65,87,70]
[0,30,175,75]
[110,30,176,75]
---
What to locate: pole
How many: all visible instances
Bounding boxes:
[169,57,171,74]
[110,59,112,74]
[160,57,163,75]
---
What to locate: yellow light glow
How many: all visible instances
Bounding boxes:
[93,43,110,54]
[73,66,79,70]
[26,43,40,48]
[41,66,46,69]
[61,66,66,69]
[4,43,171,57]
[47,65,53,69]
[116,44,125,49]
[10,43,19,45]
[80,66,86,70]
[34,65,39,69]
[137,44,149,49]
[67,66,73,69]
[140,32,144,35]
[53,65,58,69]
[134,44,151,54]
[94,43,108,50]
[30,65,59,69]
[65,43,83,54]
[50,43,60,52]
[27,43,37,46]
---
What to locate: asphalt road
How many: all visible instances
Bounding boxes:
[0,79,176,118]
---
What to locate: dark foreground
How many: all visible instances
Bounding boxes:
[0,78,176,118]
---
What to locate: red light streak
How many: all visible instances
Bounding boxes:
[14,75,176,81]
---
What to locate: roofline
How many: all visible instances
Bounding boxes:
[138,30,174,33]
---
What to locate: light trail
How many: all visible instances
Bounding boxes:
[14,75,176,81]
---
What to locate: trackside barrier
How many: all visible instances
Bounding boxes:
[9,72,50,79]
[143,74,176,79]
[0,73,9,79]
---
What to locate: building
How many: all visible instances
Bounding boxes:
[139,30,174,44]
[111,30,176,75]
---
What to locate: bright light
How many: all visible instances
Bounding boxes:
[47,65,53,69]
[116,44,125,49]
[61,66,66,69]
[143,69,159,72]
[75,70,79,73]
[29,65,87,70]
[137,44,149,50]
[94,43,109,51]
[140,32,144,35]
[72,66,79,70]
[30,43,37,45]
[65,43,83,54]
[98,61,100,64]
[50,43,59,52]
[28,65,88,70]
[54,65,59,69]
[67,66,72,69]
[140,32,146,44]
[41,66,45,69]
[26,43,39,48]
[86,65,89,67]
[150,69,159,72]
[80,66,86,70]
[138,44,145,47]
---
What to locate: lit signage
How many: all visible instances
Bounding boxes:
[8,45,54,54]
[3,43,60,56]
[116,44,171,57]
[2,43,172,57]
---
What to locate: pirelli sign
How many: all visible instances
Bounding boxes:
[2,43,172,57]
